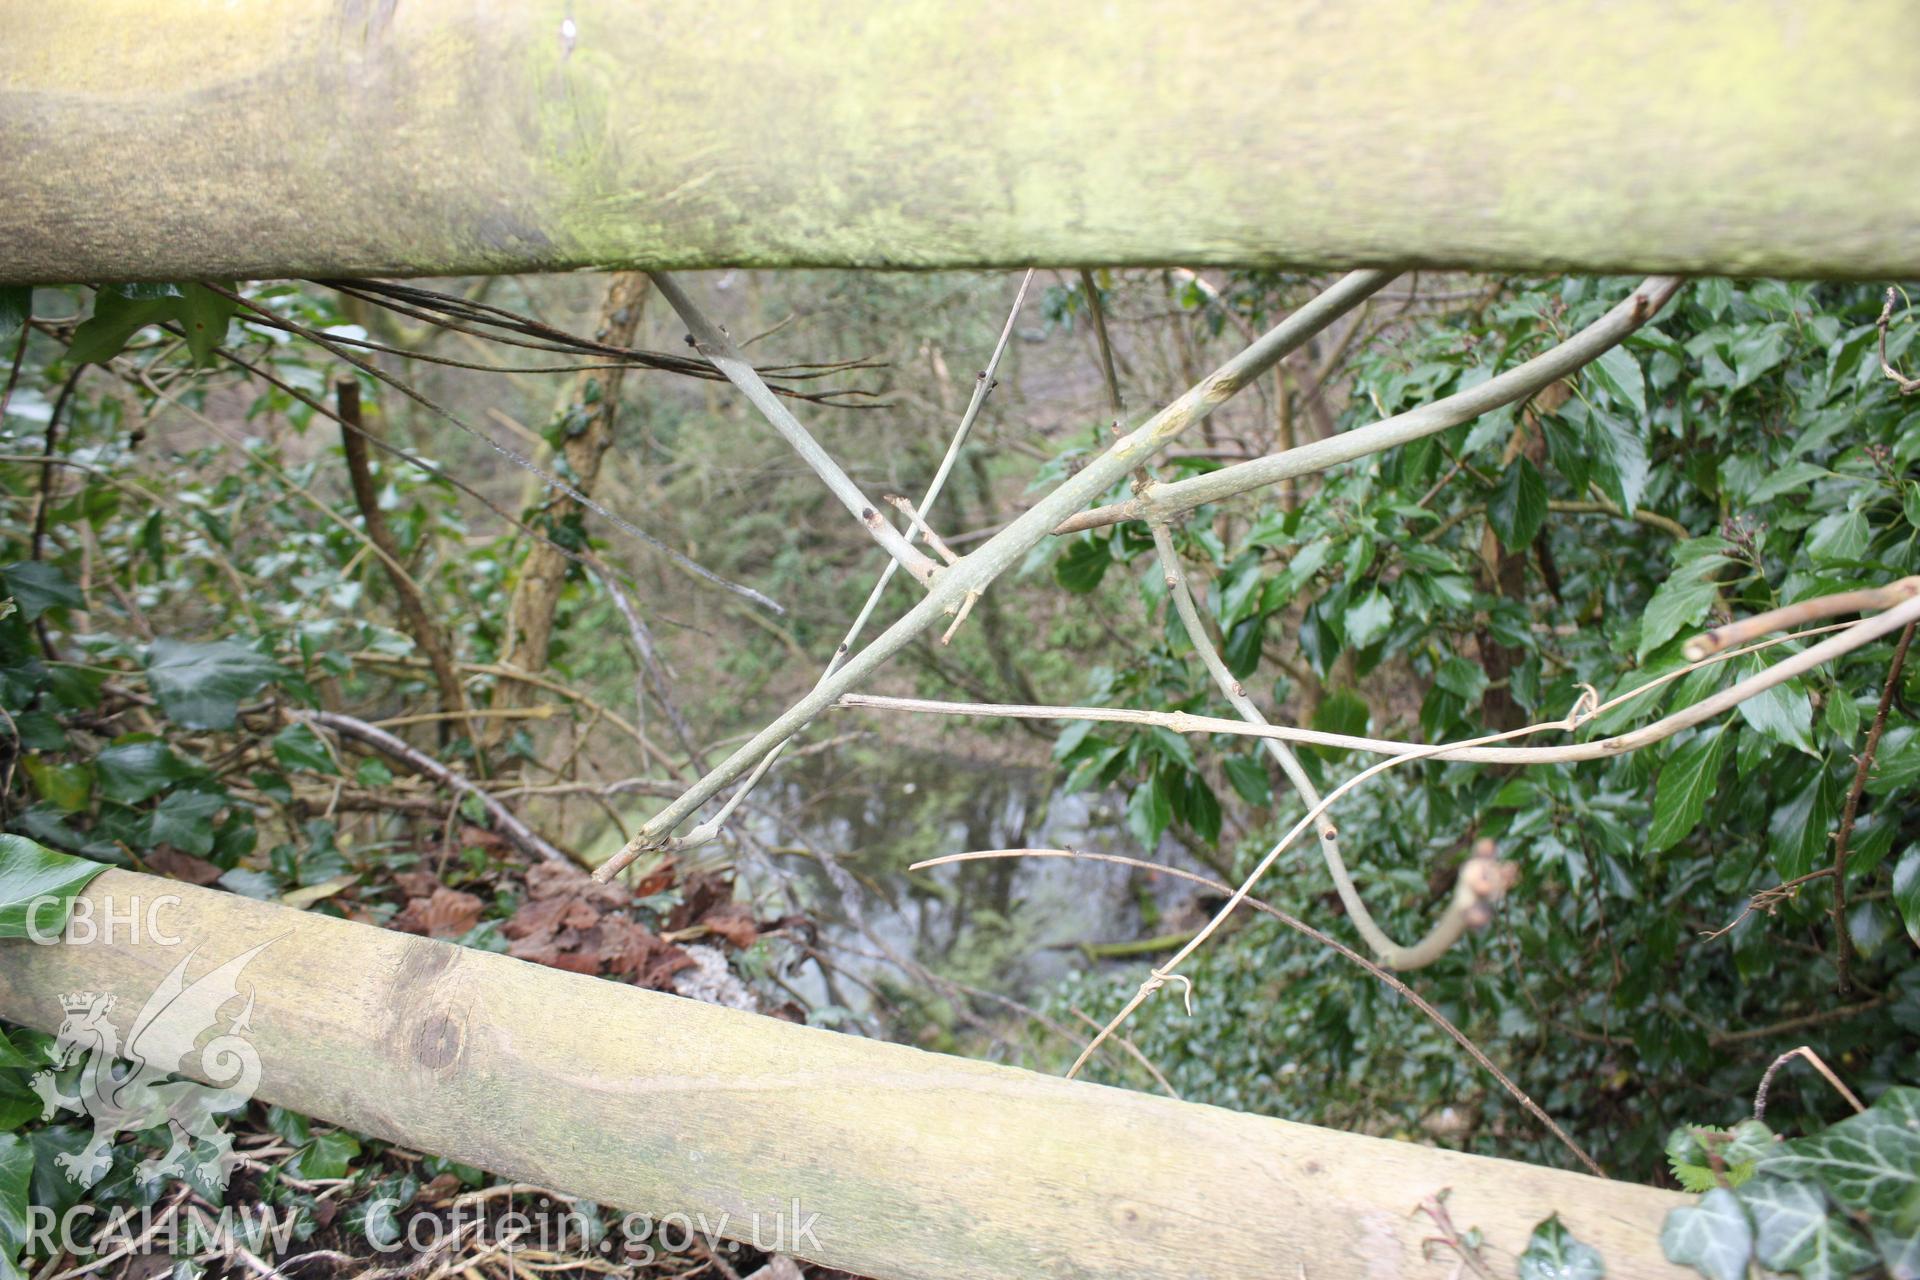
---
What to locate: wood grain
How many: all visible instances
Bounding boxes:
[0,871,1691,1278]
[1,1,1916,282]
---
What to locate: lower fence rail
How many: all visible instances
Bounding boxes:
[0,872,1686,1278]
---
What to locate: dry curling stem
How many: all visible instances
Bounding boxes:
[898,575,1920,1081]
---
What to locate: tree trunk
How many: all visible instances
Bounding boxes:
[488,273,650,746]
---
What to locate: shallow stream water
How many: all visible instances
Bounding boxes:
[734,745,1203,1015]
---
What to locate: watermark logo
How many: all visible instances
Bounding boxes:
[31,939,276,1191]
[26,894,183,947]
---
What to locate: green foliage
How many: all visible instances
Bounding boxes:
[1518,1214,1606,1280]
[0,838,104,939]
[1662,1086,1918,1280]
[66,284,236,368]
[1047,274,1920,1180]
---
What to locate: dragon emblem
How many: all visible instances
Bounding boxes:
[30,940,278,1190]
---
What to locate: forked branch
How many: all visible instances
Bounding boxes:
[1053,276,1682,534]
[649,271,945,587]
[594,268,1397,880]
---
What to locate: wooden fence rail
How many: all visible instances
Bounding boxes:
[3,1,1918,284]
[0,872,1688,1278]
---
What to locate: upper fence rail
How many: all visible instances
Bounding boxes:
[3,0,1918,285]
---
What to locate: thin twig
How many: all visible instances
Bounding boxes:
[314,277,882,403]
[1704,867,1836,940]
[1753,1046,1866,1121]
[207,285,783,615]
[193,333,776,616]
[1152,520,1501,967]
[1425,498,1692,544]
[0,321,29,424]
[1710,999,1886,1048]
[648,271,944,586]
[1877,286,1919,395]
[911,847,1604,1177]
[1065,1006,1179,1099]
[1830,619,1915,993]
[1079,269,1125,417]
[837,595,1920,767]
[302,710,576,867]
[1060,594,1920,1079]
[29,369,81,562]
[335,378,476,748]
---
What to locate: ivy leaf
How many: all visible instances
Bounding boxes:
[1588,344,1648,420]
[291,1131,360,1180]
[0,288,29,344]
[1769,767,1837,880]
[1517,1214,1605,1280]
[1488,456,1548,550]
[1587,405,1651,514]
[65,283,234,368]
[141,787,229,856]
[272,723,337,775]
[1730,323,1791,390]
[175,284,238,367]
[1764,1086,1920,1234]
[0,836,106,940]
[1434,656,1489,706]
[1053,536,1110,593]
[1638,541,1733,661]
[0,1030,32,1071]
[1661,1188,1753,1280]
[22,759,90,813]
[145,638,281,729]
[0,1133,32,1275]
[65,284,183,365]
[1649,728,1726,855]
[1737,1174,1878,1280]
[1221,615,1264,680]
[1871,1216,1920,1280]
[1806,510,1869,564]
[1170,770,1222,843]
[0,562,83,622]
[1310,689,1370,760]
[1894,844,1920,948]
[93,738,201,804]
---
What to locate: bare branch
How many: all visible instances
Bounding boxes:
[1878,287,1920,395]
[912,846,1601,1178]
[649,271,945,587]
[1684,575,1920,660]
[206,286,785,615]
[301,711,575,867]
[1754,1046,1866,1121]
[595,269,1395,880]
[334,379,475,749]
[1054,276,1682,534]
[1152,521,1493,968]
[1831,618,1915,993]
[840,588,1920,767]
[652,272,1035,856]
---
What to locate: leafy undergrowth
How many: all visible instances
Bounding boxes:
[1664,1086,1920,1280]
